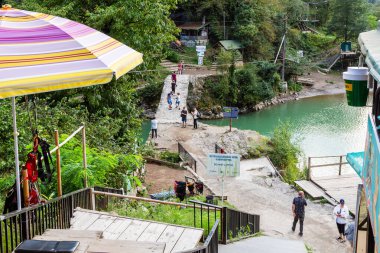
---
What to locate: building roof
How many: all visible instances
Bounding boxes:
[219,40,243,50]
[359,29,380,82]
[177,22,208,31]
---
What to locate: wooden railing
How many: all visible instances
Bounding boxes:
[178,142,197,172]
[0,188,91,253]
[307,155,349,180]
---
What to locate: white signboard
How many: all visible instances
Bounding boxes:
[196,45,206,52]
[207,153,240,177]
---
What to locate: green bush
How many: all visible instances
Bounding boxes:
[138,82,164,107]
[288,81,303,92]
[166,50,180,63]
[268,121,303,184]
[159,151,181,163]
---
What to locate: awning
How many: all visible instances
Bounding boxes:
[358,30,380,82]
[346,151,364,176]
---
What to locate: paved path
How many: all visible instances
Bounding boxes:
[155,75,190,124]
[219,236,307,253]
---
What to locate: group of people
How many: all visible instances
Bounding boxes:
[292,191,355,247]
[151,60,200,139]
[180,106,199,129]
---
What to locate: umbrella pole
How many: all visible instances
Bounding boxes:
[12,97,22,211]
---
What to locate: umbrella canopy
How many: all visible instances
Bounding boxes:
[0,5,143,98]
[0,4,143,212]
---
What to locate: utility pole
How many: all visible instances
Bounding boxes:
[223,11,226,40]
[281,16,287,82]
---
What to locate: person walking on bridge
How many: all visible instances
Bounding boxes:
[292,191,307,236]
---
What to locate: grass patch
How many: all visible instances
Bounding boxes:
[159,151,181,163]
[103,195,223,237]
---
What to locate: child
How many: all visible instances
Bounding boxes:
[167,92,172,110]
[175,93,181,109]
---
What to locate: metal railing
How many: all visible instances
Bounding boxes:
[177,220,219,253]
[190,200,260,244]
[178,142,197,172]
[307,155,349,180]
[0,188,91,253]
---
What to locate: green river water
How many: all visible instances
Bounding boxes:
[142,94,370,157]
[204,94,370,157]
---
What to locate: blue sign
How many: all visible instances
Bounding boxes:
[223,107,239,119]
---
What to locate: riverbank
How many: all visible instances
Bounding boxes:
[186,70,346,119]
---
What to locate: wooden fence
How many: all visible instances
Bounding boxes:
[307,155,349,180]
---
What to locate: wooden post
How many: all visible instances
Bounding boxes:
[55,130,62,197]
[307,157,311,181]
[229,118,232,132]
[338,156,343,176]
[22,166,29,207]
[82,125,88,188]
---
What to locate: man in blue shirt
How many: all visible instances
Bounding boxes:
[292,191,307,236]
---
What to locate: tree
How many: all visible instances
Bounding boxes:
[327,0,369,41]
[10,0,180,69]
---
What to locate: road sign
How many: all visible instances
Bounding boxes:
[207,153,240,177]
[223,107,239,119]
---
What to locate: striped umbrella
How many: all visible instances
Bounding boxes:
[0,5,143,210]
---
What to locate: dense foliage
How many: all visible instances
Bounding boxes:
[1,0,181,199]
[268,122,303,184]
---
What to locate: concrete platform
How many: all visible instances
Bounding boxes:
[219,236,307,253]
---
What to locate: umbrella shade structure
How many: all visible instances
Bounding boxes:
[0,5,143,98]
[0,4,143,211]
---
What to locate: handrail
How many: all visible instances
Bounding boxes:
[189,200,222,210]
[307,155,348,180]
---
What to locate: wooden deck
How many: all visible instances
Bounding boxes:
[70,209,204,253]
[311,174,361,215]
[34,229,166,253]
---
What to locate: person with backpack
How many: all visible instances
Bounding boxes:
[333,199,349,243]
[181,107,188,128]
[292,191,307,236]
[192,107,200,129]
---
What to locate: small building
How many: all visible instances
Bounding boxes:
[218,40,244,64]
[219,40,243,51]
[177,22,209,47]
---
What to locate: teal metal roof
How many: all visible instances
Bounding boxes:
[219,40,243,50]
[347,151,364,176]
[359,29,380,82]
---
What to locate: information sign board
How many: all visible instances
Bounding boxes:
[207,153,240,177]
[223,107,239,119]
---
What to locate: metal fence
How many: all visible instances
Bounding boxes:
[190,200,260,244]
[178,142,197,172]
[0,188,91,253]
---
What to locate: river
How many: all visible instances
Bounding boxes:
[204,94,370,157]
